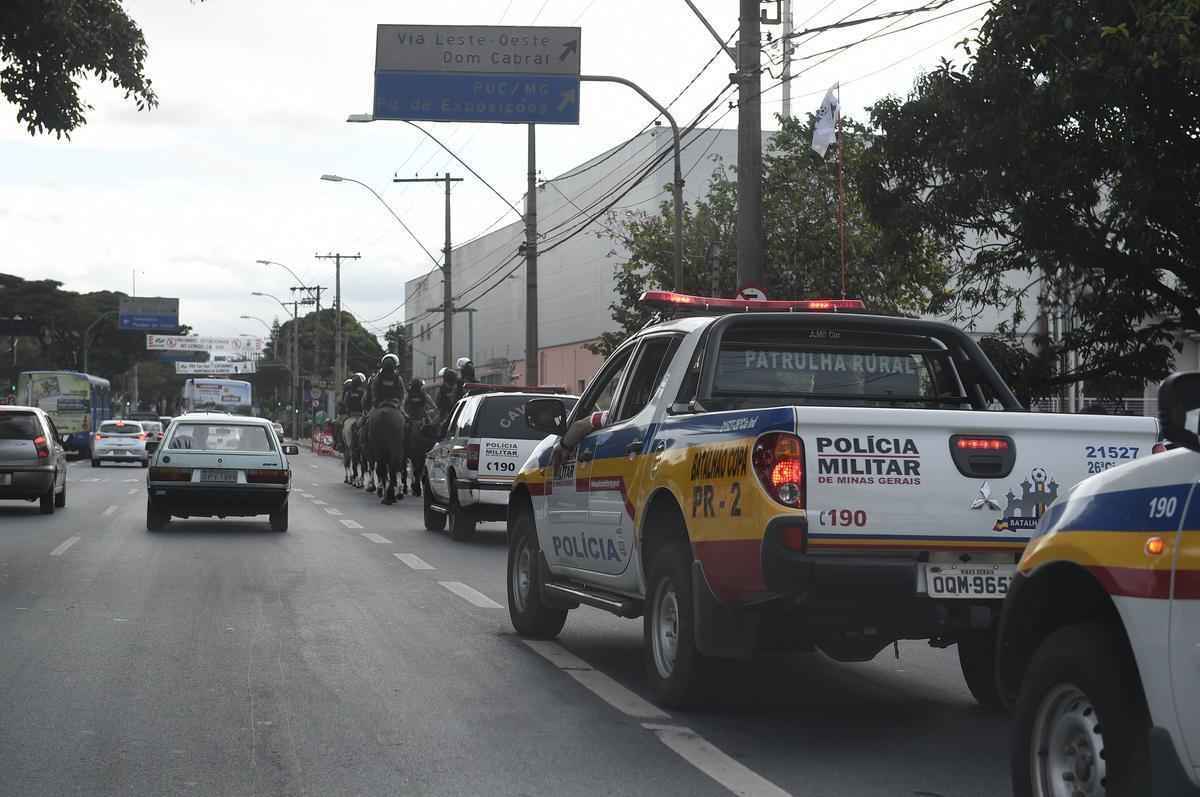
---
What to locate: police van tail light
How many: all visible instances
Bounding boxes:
[466,443,480,471]
[753,432,805,508]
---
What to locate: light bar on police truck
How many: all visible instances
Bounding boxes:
[639,291,866,313]
[461,383,568,395]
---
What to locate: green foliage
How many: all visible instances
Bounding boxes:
[0,0,159,136]
[864,0,1200,396]
[593,114,951,355]
[275,309,383,385]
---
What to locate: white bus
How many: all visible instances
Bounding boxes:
[181,379,253,416]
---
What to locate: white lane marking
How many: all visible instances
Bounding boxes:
[644,724,791,797]
[50,536,80,557]
[394,553,434,570]
[309,464,319,469]
[127,488,138,495]
[362,533,392,544]
[310,499,327,505]
[323,507,343,516]
[438,581,503,609]
[339,519,363,529]
[123,478,140,483]
[311,483,319,487]
[113,618,129,623]
[102,505,118,517]
[566,670,670,720]
[521,639,593,671]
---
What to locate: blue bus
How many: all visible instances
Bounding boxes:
[16,371,113,457]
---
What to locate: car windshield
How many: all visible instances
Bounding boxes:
[0,412,40,439]
[100,421,142,435]
[165,423,274,452]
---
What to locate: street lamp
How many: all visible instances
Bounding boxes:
[256,259,308,290]
[239,315,274,335]
[252,291,302,440]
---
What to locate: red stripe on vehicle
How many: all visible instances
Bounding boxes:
[692,539,765,601]
[525,481,549,497]
[1171,569,1200,600]
[1086,565,1173,600]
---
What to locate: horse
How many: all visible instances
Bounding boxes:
[401,411,438,497]
[342,414,363,487]
[367,402,407,505]
[356,415,376,494]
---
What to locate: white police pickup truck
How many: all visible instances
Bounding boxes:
[506,291,1160,707]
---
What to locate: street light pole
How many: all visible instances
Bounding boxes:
[252,291,310,440]
[315,252,361,418]
[82,311,117,375]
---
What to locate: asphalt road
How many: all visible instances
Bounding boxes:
[0,450,1012,797]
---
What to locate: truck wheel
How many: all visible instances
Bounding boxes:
[54,479,66,509]
[447,477,476,542]
[1011,624,1149,797]
[958,630,1003,709]
[270,504,289,533]
[644,542,708,707]
[39,482,55,515]
[506,507,567,639]
[146,503,169,531]
[423,477,446,532]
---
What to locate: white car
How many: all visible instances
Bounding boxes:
[146,413,299,532]
[998,372,1200,797]
[424,389,577,541]
[272,421,285,440]
[92,419,149,467]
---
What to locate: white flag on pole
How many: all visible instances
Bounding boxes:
[811,85,840,157]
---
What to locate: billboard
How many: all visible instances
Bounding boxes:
[147,335,265,353]
[175,361,257,375]
[119,297,179,331]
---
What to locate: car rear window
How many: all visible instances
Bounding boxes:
[473,395,577,440]
[710,325,970,409]
[100,421,143,435]
[142,422,163,434]
[0,412,41,440]
[166,423,274,452]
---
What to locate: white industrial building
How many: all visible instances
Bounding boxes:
[403,126,1190,415]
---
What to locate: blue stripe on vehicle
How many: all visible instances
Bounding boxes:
[1041,482,1194,535]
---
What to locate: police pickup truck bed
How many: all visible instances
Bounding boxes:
[505,292,1160,708]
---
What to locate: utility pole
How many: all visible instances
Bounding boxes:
[315,251,360,417]
[394,174,463,376]
[781,0,794,118]
[737,0,765,292]
[525,124,539,386]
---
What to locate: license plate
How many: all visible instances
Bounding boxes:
[201,469,237,483]
[924,563,1015,599]
[0,473,10,486]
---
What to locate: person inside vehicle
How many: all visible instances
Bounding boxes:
[372,354,405,408]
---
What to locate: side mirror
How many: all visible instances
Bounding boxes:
[526,397,568,436]
[1158,372,1200,452]
[282,443,300,456]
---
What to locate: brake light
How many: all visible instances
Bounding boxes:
[137,433,147,441]
[466,443,480,470]
[753,432,805,508]
[245,469,289,484]
[32,435,49,458]
[149,467,192,482]
[954,437,1009,451]
[95,433,104,441]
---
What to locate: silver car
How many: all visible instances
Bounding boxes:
[146,414,299,532]
[92,419,149,467]
[0,406,68,514]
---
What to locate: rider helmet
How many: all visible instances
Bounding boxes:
[352,372,366,385]
[439,367,459,384]
[380,353,399,371]
[456,357,473,370]
[343,378,353,388]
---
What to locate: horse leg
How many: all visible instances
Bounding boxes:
[411,454,423,497]
[393,459,404,502]
[380,461,395,505]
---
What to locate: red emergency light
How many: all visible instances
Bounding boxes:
[639,290,866,314]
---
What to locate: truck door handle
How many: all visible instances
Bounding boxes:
[578,448,594,462]
[626,441,643,455]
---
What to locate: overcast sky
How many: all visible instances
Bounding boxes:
[0,0,990,344]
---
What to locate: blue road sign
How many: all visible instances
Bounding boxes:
[119,314,179,331]
[373,71,579,125]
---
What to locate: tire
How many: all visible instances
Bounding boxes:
[39,482,55,515]
[423,477,446,532]
[141,459,149,468]
[506,506,567,639]
[270,503,289,532]
[644,542,708,707]
[958,629,1003,709]
[1011,623,1150,797]
[146,503,169,531]
[447,477,476,542]
[54,479,66,509]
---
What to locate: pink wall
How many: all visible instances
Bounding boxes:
[511,339,605,393]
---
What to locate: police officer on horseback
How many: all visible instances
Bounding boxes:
[404,377,433,421]
[343,372,366,415]
[435,367,460,429]
[372,353,405,407]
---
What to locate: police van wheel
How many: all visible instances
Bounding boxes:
[423,477,446,532]
[644,543,708,708]
[958,629,1003,709]
[1011,624,1149,797]
[506,508,566,639]
[447,478,476,542]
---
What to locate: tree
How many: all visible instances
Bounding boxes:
[1,0,159,137]
[275,309,383,385]
[592,114,951,354]
[863,0,1200,397]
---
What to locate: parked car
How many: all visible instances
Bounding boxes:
[146,413,299,532]
[0,405,68,513]
[92,419,149,467]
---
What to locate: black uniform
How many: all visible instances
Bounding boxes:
[343,381,365,414]
[435,379,459,422]
[404,389,432,421]
[372,368,405,406]
[460,362,476,384]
